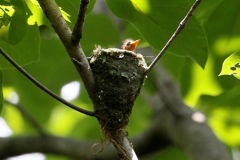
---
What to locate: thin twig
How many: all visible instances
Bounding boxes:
[72,0,89,44]
[4,100,47,136]
[0,48,95,117]
[145,0,202,75]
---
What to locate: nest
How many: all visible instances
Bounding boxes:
[90,47,147,134]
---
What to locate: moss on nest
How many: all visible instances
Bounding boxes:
[90,47,147,133]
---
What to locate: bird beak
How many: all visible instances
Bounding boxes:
[130,39,140,49]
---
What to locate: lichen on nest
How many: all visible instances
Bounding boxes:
[89,46,147,133]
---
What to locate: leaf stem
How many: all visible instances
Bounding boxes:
[0,48,95,117]
[145,0,202,75]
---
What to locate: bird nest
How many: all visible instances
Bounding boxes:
[89,47,147,133]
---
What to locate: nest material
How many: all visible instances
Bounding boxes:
[90,47,147,132]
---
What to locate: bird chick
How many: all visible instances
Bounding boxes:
[122,39,140,52]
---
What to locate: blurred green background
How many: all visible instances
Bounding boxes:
[1,0,240,159]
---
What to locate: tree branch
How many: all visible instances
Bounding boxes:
[145,0,202,75]
[0,135,120,160]
[0,124,168,160]
[0,135,95,159]
[37,0,95,102]
[72,0,89,44]
[0,48,95,117]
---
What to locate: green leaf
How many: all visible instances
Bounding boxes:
[106,0,208,68]
[0,23,40,68]
[0,69,3,114]
[219,51,240,79]
[199,0,240,56]
[0,0,28,45]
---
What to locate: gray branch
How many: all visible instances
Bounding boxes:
[0,135,115,160]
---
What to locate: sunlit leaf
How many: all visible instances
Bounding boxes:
[106,0,208,68]
[0,0,28,45]
[24,0,49,26]
[219,51,240,80]
[59,7,71,23]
